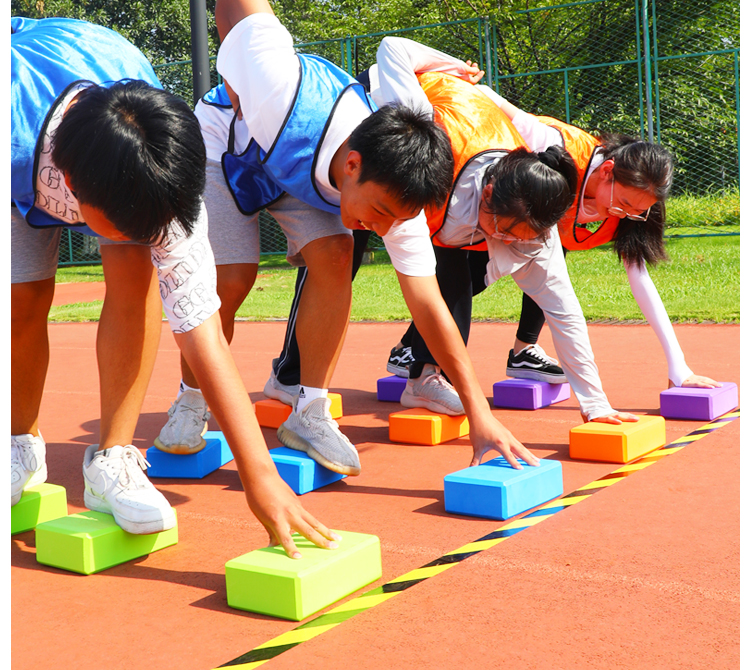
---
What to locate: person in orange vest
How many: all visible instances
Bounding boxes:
[475,90,719,391]
[376,36,718,396]
[363,36,639,427]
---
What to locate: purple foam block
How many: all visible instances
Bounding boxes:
[493,379,571,410]
[660,382,738,421]
[377,375,407,402]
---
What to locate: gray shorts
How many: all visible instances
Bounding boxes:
[204,159,350,267]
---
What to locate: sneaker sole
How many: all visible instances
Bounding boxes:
[506,367,568,384]
[386,362,410,378]
[11,464,49,506]
[400,392,465,416]
[83,490,177,535]
[153,434,207,455]
[276,424,361,476]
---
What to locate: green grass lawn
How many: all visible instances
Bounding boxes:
[51,234,739,324]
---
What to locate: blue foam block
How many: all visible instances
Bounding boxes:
[377,375,407,402]
[493,379,570,410]
[444,457,563,520]
[269,447,346,494]
[146,431,233,479]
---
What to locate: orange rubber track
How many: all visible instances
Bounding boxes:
[11,321,739,669]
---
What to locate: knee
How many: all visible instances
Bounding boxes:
[11,279,55,329]
[217,263,258,313]
[307,235,353,276]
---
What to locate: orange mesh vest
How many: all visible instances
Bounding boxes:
[534,116,620,250]
[418,72,527,250]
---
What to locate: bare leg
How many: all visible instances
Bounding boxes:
[296,234,353,388]
[97,244,162,448]
[180,262,258,388]
[11,278,56,436]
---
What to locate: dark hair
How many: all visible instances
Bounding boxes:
[52,80,206,244]
[349,104,454,211]
[482,145,578,240]
[598,133,673,266]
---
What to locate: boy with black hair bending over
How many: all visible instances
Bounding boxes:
[11,16,337,558]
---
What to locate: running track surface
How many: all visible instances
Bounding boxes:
[11,321,740,669]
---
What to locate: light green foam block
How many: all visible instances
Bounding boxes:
[225,530,382,620]
[11,484,68,535]
[35,509,178,575]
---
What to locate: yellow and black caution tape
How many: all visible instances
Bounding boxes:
[216,409,740,669]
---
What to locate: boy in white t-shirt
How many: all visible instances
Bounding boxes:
[12,17,337,558]
[180,0,542,473]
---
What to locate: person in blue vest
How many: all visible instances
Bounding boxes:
[11,16,339,558]
[162,0,543,475]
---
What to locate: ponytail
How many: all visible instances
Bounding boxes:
[483,145,578,239]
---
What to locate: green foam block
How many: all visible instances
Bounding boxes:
[11,484,68,535]
[35,509,178,574]
[225,530,381,620]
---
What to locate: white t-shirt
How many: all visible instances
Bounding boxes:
[35,89,219,334]
[194,94,249,163]
[216,14,436,277]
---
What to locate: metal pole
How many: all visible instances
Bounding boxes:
[189,0,211,105]
[735,49,740,181]
[641,0,654,142]
[564,69,570,123]
[484,19,493,88]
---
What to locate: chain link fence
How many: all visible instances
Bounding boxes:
[60,0,739,265]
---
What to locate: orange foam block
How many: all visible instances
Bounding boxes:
[255,394,343,429]
[569,415,666,463]
[389,408,469,445]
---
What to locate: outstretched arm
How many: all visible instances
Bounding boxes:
[396,271,540,469]
[176,312,340,557]
[625,260,719,388]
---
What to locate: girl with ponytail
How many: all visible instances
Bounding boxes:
[368,36,640,434]
[481,90,718,391]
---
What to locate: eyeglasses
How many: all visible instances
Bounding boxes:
[490,214,525,242]
[608,179,651,221]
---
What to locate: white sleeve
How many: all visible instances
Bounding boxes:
[625,261,693,386]
[508,109,564,153]
[216,14,299,151]
[151,201,221,333]
[509,233,616,420]
[381,210,436,277]
[375,36,472,117]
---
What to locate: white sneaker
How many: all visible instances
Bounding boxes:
[277,397,361,476]
[263,359,300,406]
[11,434,48,506]
[154,389,210,454]
[400,364,465,416]
[83,444,176,534]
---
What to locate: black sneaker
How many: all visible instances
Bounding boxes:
[506,344,567,383]
[386,346,414,378]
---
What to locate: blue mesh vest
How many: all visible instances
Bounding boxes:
[222,54,376,216]
[11,17,162,232]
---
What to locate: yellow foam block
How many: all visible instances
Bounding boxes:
[389,408,469,445]
[569,415,666,463]
[256,394,343,429]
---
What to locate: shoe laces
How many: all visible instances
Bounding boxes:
[420,366,455,394]
[11,436,42,473]
[301,400,350,443]
[168,393,210,422]
[106,446,152,490]
[523,344,558,366]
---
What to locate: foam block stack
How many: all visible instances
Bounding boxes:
[270,447,346,494]
[225,530,381,620]
[256,393,343,429]
[11,483,68,535]
[147,431,233,479]
[569,415,666,463]
[660,382,738,421]
[35,510,178,575]
[493,379,570,410]
[389,408,469,445]
[444,457,562,520]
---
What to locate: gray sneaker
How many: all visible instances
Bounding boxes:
[263,359,300,406]
[277,397,361,476]
[153,389,210,454]
[400,364,465,416]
